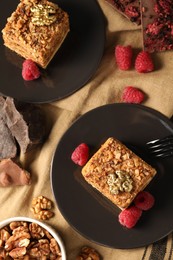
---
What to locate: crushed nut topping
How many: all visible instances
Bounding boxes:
[31,4,57,26]
[0,221,62,259]
[107,170,133,194]
[76,246,101,260]
[30,195,54,220]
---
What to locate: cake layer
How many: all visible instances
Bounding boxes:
[82,137,157,209]
[2,0,70,68]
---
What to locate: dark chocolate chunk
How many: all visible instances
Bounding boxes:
[2,97,46,154]
[0,96,17,159]
[0,118,17,159]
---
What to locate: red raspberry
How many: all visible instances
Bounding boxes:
[71,143,89,166]
[135,51,154,73]
[118,206,142,228]
[134,191,155,211]
[122,86,145,104]
[22,59,40,81]
[115,45,133,70]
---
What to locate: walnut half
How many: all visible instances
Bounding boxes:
[30,195,54,220]
[76,246,101,260]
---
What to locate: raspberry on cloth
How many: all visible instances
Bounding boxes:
[122,86,145,104]
[135,51,154,73]
[115,45,133,71]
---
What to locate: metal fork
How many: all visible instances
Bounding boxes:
[146,135,173,158]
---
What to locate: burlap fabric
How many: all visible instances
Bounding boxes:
[1,0,173,259]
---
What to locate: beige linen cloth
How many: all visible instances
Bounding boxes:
[1,0,173,259]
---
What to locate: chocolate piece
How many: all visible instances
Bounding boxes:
[0,97,17,160]
[2,97,46,154]
[141,0,173,52]
[106,0,141,25]
[0,159,31,187]
[0,118,17,159]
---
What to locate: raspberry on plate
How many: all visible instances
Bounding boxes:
[122,86,145,104]
[22,59,40,81]
[135,51,154,73]
[71,143,89,166]
[118,206,142,228]
[134,191,155,211]
[115,45,133,70]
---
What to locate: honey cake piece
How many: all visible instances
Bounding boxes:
[82,137,157,209]
[141,0,173,52]
[2,0,70,68]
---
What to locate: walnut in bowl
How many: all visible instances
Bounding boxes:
[0,216,66,259]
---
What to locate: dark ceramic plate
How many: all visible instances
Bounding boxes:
[51,103,173,249]
[0,0,105,103]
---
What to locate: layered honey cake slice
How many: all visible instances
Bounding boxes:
[82,137,157,209]
[2,0,70,68]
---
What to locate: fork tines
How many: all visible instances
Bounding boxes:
[146,135,173,158]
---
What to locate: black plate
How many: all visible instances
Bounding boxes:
[0,0,105,103]
[51,103,173,249]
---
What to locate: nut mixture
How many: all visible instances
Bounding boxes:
[31,4,57,26]
[30,196,54,220]
[107,170,133,195]
[0,221,62,259]
[76,246,101,260]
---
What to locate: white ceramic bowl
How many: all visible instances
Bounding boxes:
[0,216,66,260]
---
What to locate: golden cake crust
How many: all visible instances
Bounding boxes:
[2,0,70,68]
[82,137,157,209]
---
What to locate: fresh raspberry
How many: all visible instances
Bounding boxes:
[122,86,145,104]
[22,59,40,81]
[115,45,133,70]
[134,191,155,211]
[135,51,154,73]
[71,143,89,166]
[118,206,142,228]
